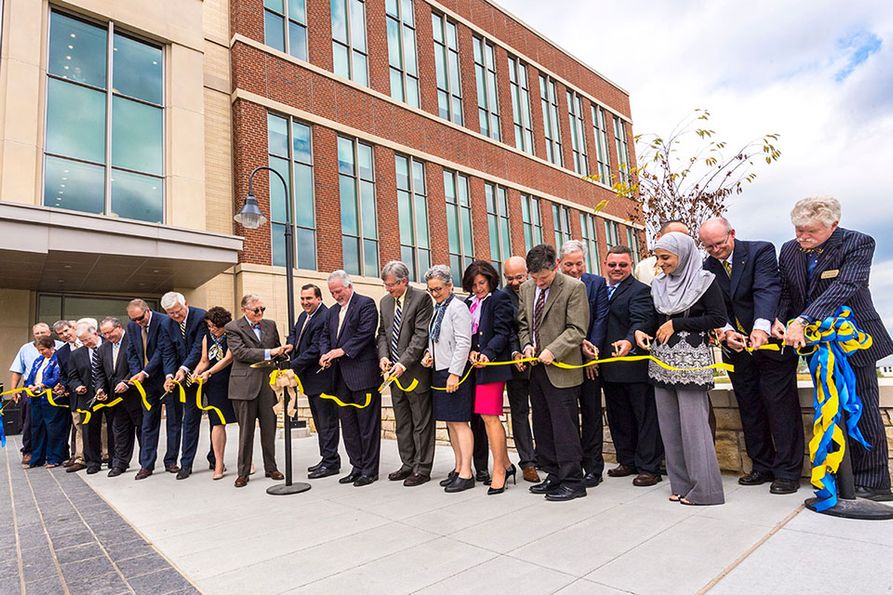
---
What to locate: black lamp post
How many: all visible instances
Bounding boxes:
[235,165,311,496]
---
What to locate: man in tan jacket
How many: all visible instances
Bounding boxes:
[516,244,590,501]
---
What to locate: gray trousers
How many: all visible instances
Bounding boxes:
[392,386,435,475]
[654,386,724,505]
[233,390,278,478]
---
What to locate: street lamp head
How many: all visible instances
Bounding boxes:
[234,192,267,229]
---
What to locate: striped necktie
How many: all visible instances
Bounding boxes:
[723,260,732,278]
[607,285,617,300]
[390,298,402,361]
[533,288,546,351]
[90,347,100,390]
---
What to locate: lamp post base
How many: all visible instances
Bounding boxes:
[804,497,893,520]
[267,482,312,496]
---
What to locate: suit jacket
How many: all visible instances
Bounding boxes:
[466,291,514,384]
[599,275,656,384]
[427,295,472,376]
[704,239,781,333]
[95,332,137,402]
[501,286,530,380]
[320,293,380,392]
[167,306,208,373]
[68,343,101,410]
[55,342,76,407]
[376,286,433,392]
[288,304,332,396]
[581,272,609,349]
[778,227,893,367]
[225,317,283,401]
[126,311,176,390]
[517,271,589,388]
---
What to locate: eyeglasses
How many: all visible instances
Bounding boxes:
[701,234,730,252]
[605,262,630,268]
[384,280,405,289]
[504,274,527,282]
[245,306,266,314]
[129,311,147,323]
[427,286,446,294]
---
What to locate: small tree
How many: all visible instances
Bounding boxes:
[589,109,782,244]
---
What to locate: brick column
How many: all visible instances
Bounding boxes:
[527,67,547,162]
[457,22,478,136]
[540,199,555,249]
[375,145,401,265]
[232,99,272,265]
[313,126,342,272]
[307,0,334,70]
[231,0,264,43]
[494,45,515,149]
[556,82,575,175]
[414,0,438,117]
[506,187,526,258]
[469,176,489,261]
[427,163,449,267]
[365,0,391,96]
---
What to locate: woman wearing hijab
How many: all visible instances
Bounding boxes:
[635,232,728,505]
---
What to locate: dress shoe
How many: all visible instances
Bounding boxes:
[308,466,339,479]
[529,477,561,495]
[388,468,413,481]
[633,472,662,487]
[522,464,540,483]
[266,470,285,481]
[107,468,124,478]
[439,470,458,487]
[234,475,249,488]
[101,456,110,465]
[545,485,587,502]
[86,466,101,475]
[62,458,75,468]
[403,473,430,487]
[339,471,361,484]
[738,470,773,486]
[21,454,31,465]
[769,479,799,495]
[854,486,893,502]
[607,464,637,477]
[165,464,180,474]
[583,472,603,488]
[134,468,153,481]
[66,463,86,473]
[444,476,475,493]
[475,469,491,485]
[176,468,192,480]
[353,475,378,487]
[307,461,323,473]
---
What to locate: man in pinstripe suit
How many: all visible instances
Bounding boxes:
[774,197,893,501]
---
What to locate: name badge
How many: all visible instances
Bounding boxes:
[820,269,839,280]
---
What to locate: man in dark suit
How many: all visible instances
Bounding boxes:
[559,240,609,488]
[125,298,177,480]
[68,322,105,474]
[700,217,804,495]
[95,317,142,477]
[320,270,382,487]
[225,293,290,488]
[162,292,208,480]
[775,197,893,501]
[289,284,340,479]
[52,320,81,470]
[502,256,538,483]
[599,245,663,486]
[377,261,434,487]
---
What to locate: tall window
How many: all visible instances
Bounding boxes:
[552,204,571,249]
[567,91,589,175]
[614,116,631,185]
[604,220,620,250]
[539,75,563,166]
[338,137,378,276]
[580,213,600,275]
[507,56,534,155]
[396,154,430,282]
[485,183,510,269]
[386,0,419,107]
[520,194,543,252]
[444,170,473,285]
[626,227,641,263]
[44,11,164,223]
[432,13,462,125]
[331,0,368,85]
[473,36,500,140]
[263,0,307,60]
[590,105,612,184]
[267,113,316,270]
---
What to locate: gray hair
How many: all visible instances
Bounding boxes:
[33,322,50,333]
[240,293,262,308]
[76,322,97,337]
[380,261,409,283]
[100,316,123,329]
[327,270,352,287]
[76,317,98,330]
[52,320,72,332]
[424,265,453,285]
[700,216,732,234]
[790,196,841,227]
[560,239,587,258]
[127,298,149,312]
[160,291,186,310]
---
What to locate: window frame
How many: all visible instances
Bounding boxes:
[590,104,612,185]
[338,136,379,277]
[625,226,641,263]
[473,35,500,141]
[263,0,308,60]
[614,116,631,185]
[604,219,620,250]
[331,0,369,85]
[395,153,430,283]
[580,212,601,275]
[507,55,534,155]
[444,169,473,285]
[520,193,543,252]
[432,12,463,125]
[539,75,563,166]
[485,182,510,269]
[385,0,420,107]
[552,203,571,250]
[567,90,589,176]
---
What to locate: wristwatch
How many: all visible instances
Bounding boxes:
[794,316,810,326]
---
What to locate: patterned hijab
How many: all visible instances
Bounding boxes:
[651,232,715,315]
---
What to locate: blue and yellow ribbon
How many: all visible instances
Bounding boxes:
[274,368,377,409]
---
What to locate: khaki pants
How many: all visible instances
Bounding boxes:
[69,412,84,464]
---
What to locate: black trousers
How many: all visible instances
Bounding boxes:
[335,377,381,477]
[726,348,803,480]
[579,376,604,476]
[84,406,115,470]
[138,386,182,470]
[179,385,203,471]
[603,381,663,474]
[307,392,341,468]
[111,397,142,471]
[506,375,537,466]
[851,364,891,490]
[529,366,583,487]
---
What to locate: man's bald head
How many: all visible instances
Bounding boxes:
[502,256,528,292]
[699,216,735,260]
[656,220,690,239]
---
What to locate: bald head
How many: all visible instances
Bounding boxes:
[699,216,735,260]
[657,221,690,239]
[503,256,528,292]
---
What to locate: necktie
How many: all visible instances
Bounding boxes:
[178,321,194,387]
[112,341,120,367]
[469,299,480,334]
[179,320,187,338]
[607,285,617,300]
[533,288,546,351]
[337,305,348,336]
[141,326,149,366]
[723,260,732,278]
[90,347,100,390]
[297,314,311,346]
[390,298,402,361]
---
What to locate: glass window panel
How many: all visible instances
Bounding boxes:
[268,155,290,223]
[358,144,373,180]
[406,77,419,107]
[294,162,314,227]
[112,97,163,175]
[443,170,454,201]
[297,228,316,270]
[457,176,469,207]
[288,0,306,23]
[415,195,429,248]
[349,0,366,52]
[432,14,443,43]
[363,239,378,275]
[395,156,409,190]
[402,247,415,279]
[333,43,350,78]
[339,176,358,234]
[331,0,347,43]
[360,180,377,237]
[45,79,106,163]
[461,209,473,253]
[451,97,462,124]
[337,137,354,174]
[49,11,107,88]
[446,21,458,48]
[110,169,162,223]
[419,249,430,275]
[387,19,401,69]
[112,34,162,104]
[288,22,307,60]
[403,27,417,75]
[292,121,312,163]
[446,204,459,250]
[402,0,414,26]
[412,161,424,191]
[488,216,498,257]
[268,114,289,156]
[342,236,359,275]
[434,50,447,89]
[43,156,104,214]
[264,11,286,52]
[386,0,399,16]
[390,69,404,102]
[448,53,461,95]
[449,255,460,285]
[398,191,413,244]
[265,0,284,11]
[271,222,286,266]
[352,51,368,86]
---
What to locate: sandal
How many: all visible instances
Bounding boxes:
[46,464,59,469]
[669,494,682,502]
[679,498,704,506]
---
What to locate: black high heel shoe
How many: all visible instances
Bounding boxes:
[439,470,458,487]
[487,464,517,495]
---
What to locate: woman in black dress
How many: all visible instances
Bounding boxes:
[194,306,237,480]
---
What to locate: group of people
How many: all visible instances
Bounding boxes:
[7,196,892,505]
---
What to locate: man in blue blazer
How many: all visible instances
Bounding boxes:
[701,217,804,495]
[289,284,339,479]
[126,298,177,480]
[319,270,381,487]
[559,240,609,488]
[775,197,893,501]
[162,292,208,480]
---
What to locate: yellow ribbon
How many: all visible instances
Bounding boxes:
[129,379,152,411]
[280,369,376,409]
[379,376,420,393]
[0,386,69,407]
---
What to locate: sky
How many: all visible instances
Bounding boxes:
[499,0,893,352]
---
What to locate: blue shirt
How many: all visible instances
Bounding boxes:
[9,340,64,375]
